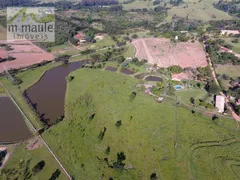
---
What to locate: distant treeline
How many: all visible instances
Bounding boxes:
[214,0,240,17]
[81,0,119,6]
[0,0,38,8]
[0,0,119,9]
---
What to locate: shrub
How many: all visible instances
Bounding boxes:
[32,160,45,175]
[115,120,122,128]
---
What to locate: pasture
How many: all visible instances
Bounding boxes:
[0,143,66,179]
[216,64,240,79]
[42,68,240,179]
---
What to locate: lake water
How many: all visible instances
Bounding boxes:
[145,76,163,82]
[0,97,32,142]
[26,61,84,125]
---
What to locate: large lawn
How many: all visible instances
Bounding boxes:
[43,68,240,180]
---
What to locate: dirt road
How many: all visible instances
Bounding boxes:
[204,41,240,126]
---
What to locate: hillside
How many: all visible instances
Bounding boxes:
[43,69,240,179]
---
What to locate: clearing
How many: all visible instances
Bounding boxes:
[132,38,207,68]
[0,40,55,73]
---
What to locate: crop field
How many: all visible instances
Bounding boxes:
[42,68,240,179]
[216,64,240,79]
[0,40,55,73]
[132,38,208,68]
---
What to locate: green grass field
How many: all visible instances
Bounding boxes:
[176,88,209,104]
[167,0,232,21]
[0,143,66,179]
[42,68,240,179]
[216,64,240,79]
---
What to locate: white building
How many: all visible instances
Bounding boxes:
[216,95,225,113]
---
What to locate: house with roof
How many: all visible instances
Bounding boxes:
[215,95,225,113]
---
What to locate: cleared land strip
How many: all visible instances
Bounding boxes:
[0,81,72,180]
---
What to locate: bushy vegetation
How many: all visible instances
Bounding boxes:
[205,39,239,65]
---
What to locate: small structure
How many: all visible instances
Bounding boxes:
[215,95,225,113]
[175,36,178,40]
[157,96,163,103]
[219,45,233,53]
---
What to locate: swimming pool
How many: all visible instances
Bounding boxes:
[174,85,183,90]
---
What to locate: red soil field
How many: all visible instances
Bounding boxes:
[132,38,208,68]
[0,40,54,73]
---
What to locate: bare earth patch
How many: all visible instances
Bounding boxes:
[132,38,207,68]
[26,136,43,150]
[0,40,55,73]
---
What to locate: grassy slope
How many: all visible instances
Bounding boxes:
[168,0,232,21]
[43,69,240,180]
[0,143,66,180]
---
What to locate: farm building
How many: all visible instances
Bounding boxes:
[218,45,233,53]
[220,30,240,36]
[74,32,85,40]
[215,95,225,113]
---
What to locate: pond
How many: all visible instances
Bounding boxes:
[134,73,147,79]
[26,61,84,125]
[120,68,134,75]
[0,97,32,142]
[105,66,117,72]
[145,76,163,82]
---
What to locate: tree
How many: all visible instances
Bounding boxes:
[132,34,138,39]
[49,169,61,180]
[115,120,122,128]
[67,76,74,82]
[190,97,195,104]
[156,82,164,89]
[129,92,137,101]
[105,146,110,154]
[205,82,220,95]
[150,172,157,180]
[32,161,45,175]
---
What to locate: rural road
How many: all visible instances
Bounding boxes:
[203,41,240,126]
